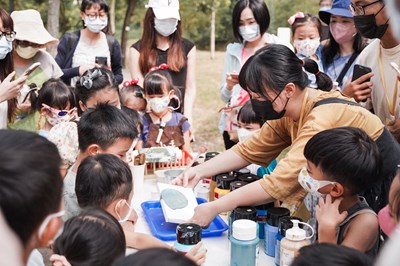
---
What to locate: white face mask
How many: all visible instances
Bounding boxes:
[237,128,257,142]
[0,37,12,60]
[298,166,335,198]
[115,199,136,224]
[154,18,178,37]
[84,16,108,33]
[38,210,65,245]
[147,95,170,113]
[239,24,261,42]
[16,45,39,59]
[293,38,320,57]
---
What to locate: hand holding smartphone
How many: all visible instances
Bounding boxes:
[352,64,372,82]
[95,56,108,66]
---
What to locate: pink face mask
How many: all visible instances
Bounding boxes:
[330,22,357,44]
[378,205,397,237]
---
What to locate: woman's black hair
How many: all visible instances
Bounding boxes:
[54,207,125,266]
[121,106,144,134]
[232,0,270,43]
[238,44,332,97]
[0,130,62,245]
[291,243,372,266]
[30,78,76,112]
[304,127,382,195]
[237,101,263,127]
[76,154,133,209]
[113,248,197,266]
[80,0,111,34]
[143,69,174,96]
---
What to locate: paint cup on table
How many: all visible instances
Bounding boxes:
[129,163,146,196]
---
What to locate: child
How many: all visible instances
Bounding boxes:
[120,78,147,113]
[138,68,191,151]
[52,207,125,266]
[299,127,381,255]
[63,103,138,219]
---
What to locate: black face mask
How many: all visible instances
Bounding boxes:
[250,93,289,122]
[354,5,389,39]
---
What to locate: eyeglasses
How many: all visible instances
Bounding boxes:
[17,40,44,48]
[0,31,16,42]
[38,210,65,239]
[42,104,77,117]
[85,13,108,21]
[349,0,383,16]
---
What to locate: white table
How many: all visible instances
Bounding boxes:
[131,178,276,266]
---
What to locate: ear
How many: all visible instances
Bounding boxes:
[330,183,344,198]
[169,89,175,98]
[79,101,87,112]
[86,144,101,156]
[107,199,123,220]
[283,83,296,98]
[80,11,86,22]
[37,217,62,247]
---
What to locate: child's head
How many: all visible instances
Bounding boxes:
[76,68,120,112]
[237,101,263,142]
[291,243,372,266]
[53,207,125,266]
[75,154,136,227]
[0,130,63,260]
[301,127,382,198]
[77,103,138,161]
[120,79,146,112]
[289,13,321,57]
[121,106,143,137]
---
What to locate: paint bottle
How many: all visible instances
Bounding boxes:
[174,223,202,254]
[230,219,259,266]
[280,220,314,266]
[228,206,257,237]
[264,207,290,257]
[232,168,251,179]
[230,181,248,191]
[238,173,260,184]
[255,202,274,239]
[214,174,235,200]
[204,152,220,201]
[275,216,303,266]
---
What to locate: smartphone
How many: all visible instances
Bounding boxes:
[95,56,107,66]
[391,62,400,75]
[22,62,41,77]
[352,64,372,82]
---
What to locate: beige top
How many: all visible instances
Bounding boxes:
[232,89,384,207]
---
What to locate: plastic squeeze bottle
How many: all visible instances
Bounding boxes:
[230,219,259,266]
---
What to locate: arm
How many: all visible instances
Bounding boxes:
[220,46,238,103]
[128,47,144,87]
[124,230,172,249]
[111,38,123,85]
[0,72,27,103]
[183,47,196,124]
[182,128,192,152]
[55,34,80,82]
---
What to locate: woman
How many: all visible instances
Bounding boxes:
[318,0,365,90]
[172,44,400,227]
[129,0,195,122]
[55,0,123,86]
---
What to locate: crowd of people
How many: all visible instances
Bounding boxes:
[1,0,400,265]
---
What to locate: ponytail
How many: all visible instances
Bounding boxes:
[303,58,332,92]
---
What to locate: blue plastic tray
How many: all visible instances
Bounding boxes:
[141,198,228,241]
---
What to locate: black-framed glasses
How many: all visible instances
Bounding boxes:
[0,31,16,42]
[84,13,108,21]
[350,0,383,16]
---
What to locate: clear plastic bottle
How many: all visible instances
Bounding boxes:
[230,219,259,266]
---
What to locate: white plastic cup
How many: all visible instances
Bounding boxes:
[195,184,210,201]
[130,163,145,196]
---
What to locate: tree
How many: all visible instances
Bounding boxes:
[47,0,60,57]
[121,0,139,67]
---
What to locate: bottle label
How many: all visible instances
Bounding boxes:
[280,248,295,266]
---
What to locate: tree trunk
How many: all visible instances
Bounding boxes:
[210,8,216,59]
[121,0,139,69]
[110,0,116,35]
[8,0,14,13]
[47,0,60,57]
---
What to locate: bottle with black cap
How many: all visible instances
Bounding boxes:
[228,206,257,237]
[264,207,290,257]
[238,173,260,184]
[230,180,248,191]
[232,168,251,179]
[275,216,302,266]
[203,152,220,201]
[174,223,202,254]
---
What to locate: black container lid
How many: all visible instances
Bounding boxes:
[176,223,202,245]
[232,168,251,177]
[212,172,229,182]
[205,152,219,161]
[238,174,260,183]
[278,216,303,236]
[230,181,248,191]
[233,207,257,222]
[266,207,290,226]
[216,174,235,189]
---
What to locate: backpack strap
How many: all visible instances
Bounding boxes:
[336,52,359,87]
[312,98,360,109]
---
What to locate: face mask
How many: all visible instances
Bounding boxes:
[147,95,170,113]
[293,39,320,57]
[239,24,261,42]
[378,205,397,237]
[319,6,331,11]
[298,166,335,198]
[330,22,357,44]
[0,37,12,60]
[16,45,39,59]
[85,17,108,33]
[154,18,178,37]
[354,6,389,39]
[250,91,288,122]
[386,0,400,41]
[38,210,65,244]
[116,199,136,224]
[237,128,257,142]
[43,105,76,126]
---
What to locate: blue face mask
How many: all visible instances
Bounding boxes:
[0,37,12,60]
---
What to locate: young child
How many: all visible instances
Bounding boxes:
[299,127,381,255]
[138,68,191,151]
[120,78,147,113]
[63,103,138,219]
[52,207,125,266]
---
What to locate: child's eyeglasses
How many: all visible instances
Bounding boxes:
[0,31,16,42]
[42,104,77,116]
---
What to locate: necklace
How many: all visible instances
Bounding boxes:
[378,47,398,116]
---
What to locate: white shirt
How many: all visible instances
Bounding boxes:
[0,101,8,129]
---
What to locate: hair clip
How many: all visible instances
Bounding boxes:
[79,69,102,90]
[123,78,140,87]
[288,12,305,25]
[148,63,169,73]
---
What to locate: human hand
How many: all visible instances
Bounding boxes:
[79,65,95,76]
[342,72,374,102]
[171,165,204,188]
[316,195,347,230]
[190,202,219,228]
[0,71,27,102]
[185,242,207,265]
[226,73,239,91]
[50,254,72,266]
[387,118,400,142]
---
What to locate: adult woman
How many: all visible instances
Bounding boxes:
[318,0,365,90]
[219,0,291,149]
[129,0,195,122]
[56,0,123,86]
[172,44,400,226]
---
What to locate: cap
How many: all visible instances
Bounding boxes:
[319,0,353,25]
[146,0,181,20]
[278,216,303,237]
[176,223,202,245]
[230,181,248,191]
[205,152,219,161]
[232,219,258,241]
[216,174,235,190]
[11,9,58,46]
[238,173,260,183]
[232,168,251,178]
[266,207,290,227]
[285,220,307,241]
[232,207,257,222]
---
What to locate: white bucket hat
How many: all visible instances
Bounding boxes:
[11,9,59,46]
[146,0,180,20]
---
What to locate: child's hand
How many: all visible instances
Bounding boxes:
[185,242,207,265]
[50,254,71,266]
[316,195,348,230]
[190,202,219,227]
